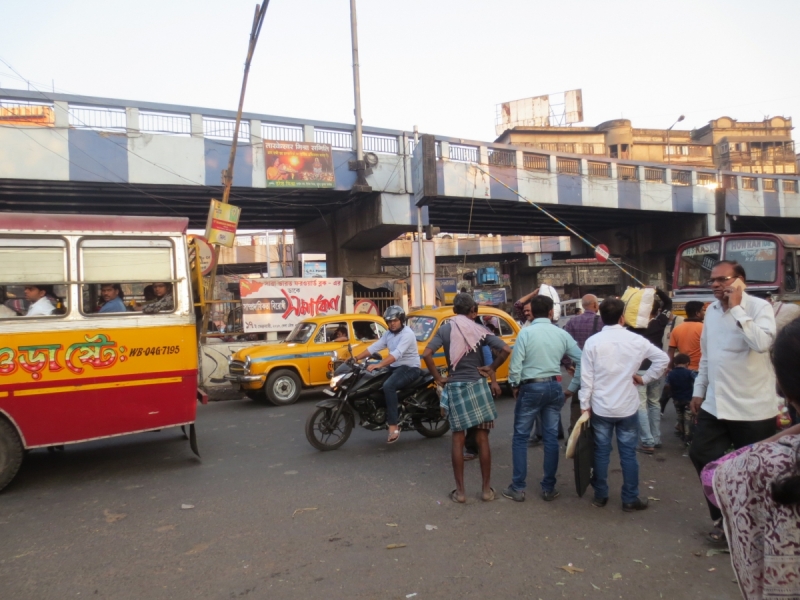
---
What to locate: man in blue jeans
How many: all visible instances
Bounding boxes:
[355,305,422,444]
[579,298,668,511]
[503,295,582,502]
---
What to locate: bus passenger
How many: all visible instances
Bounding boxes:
[143,282,174,314]
[98,284,127,313]
[24,285,56,317]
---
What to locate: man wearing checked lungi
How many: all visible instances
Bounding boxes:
[423,293,511,503]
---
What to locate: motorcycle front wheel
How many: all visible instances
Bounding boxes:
[305,406,354,451]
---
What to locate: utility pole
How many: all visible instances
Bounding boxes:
[349,0,371,192]
[203,2,270,336]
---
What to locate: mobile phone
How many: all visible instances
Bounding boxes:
[725,278,747,296]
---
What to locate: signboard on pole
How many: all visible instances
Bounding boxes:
[239,278,343,333]
[205,199,241,247]
[187,234,217,276]
[264,141,335,188]
[594,244,610,263]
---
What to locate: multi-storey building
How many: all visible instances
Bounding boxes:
[496,116,796,174]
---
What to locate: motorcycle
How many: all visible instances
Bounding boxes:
[304,352,450,451]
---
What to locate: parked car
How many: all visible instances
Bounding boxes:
[406,305,520,381]
[224,314,388,405]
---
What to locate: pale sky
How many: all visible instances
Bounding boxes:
[2,0,799,143]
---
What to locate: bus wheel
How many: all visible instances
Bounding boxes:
[0,419,23,493]
[266,369,302,406]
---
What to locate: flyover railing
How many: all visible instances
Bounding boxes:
[1,88,798,194]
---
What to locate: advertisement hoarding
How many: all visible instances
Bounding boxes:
[265,140,335,188]
[239,278,343,333]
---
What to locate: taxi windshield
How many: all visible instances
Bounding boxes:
[285,322,316,343]
[407,316,437,342]
[677,241,720,288]
[724,238,778,283]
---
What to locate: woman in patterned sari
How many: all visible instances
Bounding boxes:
[704,318,800,599]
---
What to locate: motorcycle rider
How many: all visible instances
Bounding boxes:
[355,305,422,444]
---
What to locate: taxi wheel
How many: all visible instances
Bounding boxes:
[0,418,24,492]
[266,369,302,406]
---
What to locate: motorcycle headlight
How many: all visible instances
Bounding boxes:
[329,372,352,388]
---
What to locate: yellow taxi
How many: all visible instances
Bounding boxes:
[224,314,387,405]
[406,305,520,381]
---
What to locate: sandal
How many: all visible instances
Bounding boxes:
[449,489,466,504]
[481,487,496,502]
[387,429,400,444]
[707,519,727,545]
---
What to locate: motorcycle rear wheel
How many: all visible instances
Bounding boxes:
[305,407,354,451]
[413,415,450,438]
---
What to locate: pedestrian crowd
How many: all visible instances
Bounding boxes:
[424,259,800,600]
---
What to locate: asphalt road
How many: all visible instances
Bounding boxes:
[0,388,742,600]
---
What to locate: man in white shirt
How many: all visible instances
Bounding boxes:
[24,285,56,317]
[580,298,668,511]
[689,260,778,543]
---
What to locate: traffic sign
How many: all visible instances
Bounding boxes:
[595,244,610,263]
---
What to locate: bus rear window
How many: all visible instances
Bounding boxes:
[725,239,777,283]
[677,242,720,287]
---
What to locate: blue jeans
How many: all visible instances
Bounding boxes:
[637,370,664,447]
[511,381,563,493]
[591,412,639,504]
[383,365,421,426]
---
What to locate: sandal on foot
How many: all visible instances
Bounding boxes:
[387,429,400,444]
[449,489,466,504]
[707,520,727,545]
[481,487,496,502]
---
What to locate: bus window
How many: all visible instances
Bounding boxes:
[677,241,720,287]
[80,239,175,315]
[0,238,68,318]
[784,251,797,292]
[724,239,777,283]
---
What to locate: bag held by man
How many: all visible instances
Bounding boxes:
[621,287,656,329]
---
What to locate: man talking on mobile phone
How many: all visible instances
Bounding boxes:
[688,260,778,545]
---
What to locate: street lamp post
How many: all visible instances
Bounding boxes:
[666,114,685,165]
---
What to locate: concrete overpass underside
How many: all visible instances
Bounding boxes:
[0,178,359,230]
[424,196,697,237]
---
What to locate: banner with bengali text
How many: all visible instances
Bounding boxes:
[264,140,335,188]
[239,278,343,332]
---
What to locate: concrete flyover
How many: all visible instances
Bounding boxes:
[2,88,800,281]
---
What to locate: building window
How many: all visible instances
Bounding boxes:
[609,144,618,159]
[620,144,630,159]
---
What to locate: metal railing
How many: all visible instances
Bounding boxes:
[0,100,55,125]
[262,123,304,142]
[645,167,665,183]
[139,110,191,135]
[588,162,610,178]
[671,170,691,186]
[784,180,798,193]
[697,173,717,187]
[557,157,580,174]
[315,129,353,150]
[488,148,516,167]
[763,179,776,191]
[363,134,398,154]
[618,165,637,181]
[449,144,478,163]
[69,105,126,131]
[203,117,250,141]
[522,153,548,171]
[741,177,756,190]
[723,175,737,189]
